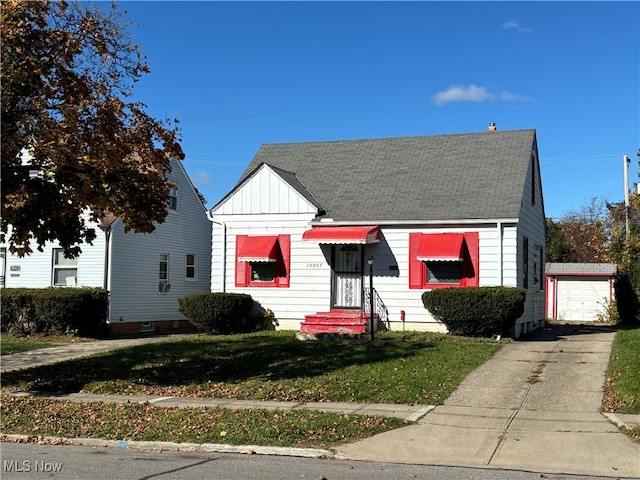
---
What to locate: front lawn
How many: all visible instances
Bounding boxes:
[603,322,640,414]
[0,331,501,447]
[603,321,640,443]
[0,394,406,449]
[0,334,92,355]
[0,330,502,405]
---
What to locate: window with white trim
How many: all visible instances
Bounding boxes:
[186,253,196,280]
[159,253,170,293]
[53,248,78,286]
[168,186,178,210]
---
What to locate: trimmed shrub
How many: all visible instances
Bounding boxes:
[0,288,109,337]
[422,286,526,337]
[178,292,260,334]
[0,288,38,335]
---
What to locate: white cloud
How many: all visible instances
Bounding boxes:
[432,84,531,106]
[193,170,213,185]
[499,91,531,102]
[502,20,534,34]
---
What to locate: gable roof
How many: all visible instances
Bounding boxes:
[546,263,618,276]
[231,129,537,223]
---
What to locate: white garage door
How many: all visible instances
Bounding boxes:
[556,277,610,322]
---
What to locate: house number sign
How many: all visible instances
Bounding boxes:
[306,263,323,268]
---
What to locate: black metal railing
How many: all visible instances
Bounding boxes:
[363,287,389,329]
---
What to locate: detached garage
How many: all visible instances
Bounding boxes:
[546,263,617,322]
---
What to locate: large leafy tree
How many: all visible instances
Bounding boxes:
[545,218,573,263]
[554,197,610,263]
[1,0,184,257]
[606,195,640,317]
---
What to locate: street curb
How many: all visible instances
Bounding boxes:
[0,434,336,459]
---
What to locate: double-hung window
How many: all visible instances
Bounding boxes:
[159,253,170,293]
[53,248,78,286]
[186,254,196,280]
[167,186,178,211]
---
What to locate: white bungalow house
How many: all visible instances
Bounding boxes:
[545,263,617,322]
[0,159,211,336]
[209,127,546,338]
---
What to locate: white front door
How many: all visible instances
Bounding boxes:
[331,245,363,309]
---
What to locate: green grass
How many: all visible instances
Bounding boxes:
[0,394,407,448]
[2,330,497,447]
[0,334,92,355]
[0,330,502,405]
[604,322,640,414]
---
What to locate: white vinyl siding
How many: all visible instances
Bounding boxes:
[512,146,546,335]
[0,218,106,289]
[108,159,211,323]
[0,159,211,325]
[212,220,518,333]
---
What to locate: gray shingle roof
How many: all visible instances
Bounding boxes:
[546,263,618,276]
[232,129,537,223]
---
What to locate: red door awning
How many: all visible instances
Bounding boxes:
[302,225,380,244]
[416,234,465,261]
[237,236,279,262]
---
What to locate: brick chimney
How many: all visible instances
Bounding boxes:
[488,123,497,131]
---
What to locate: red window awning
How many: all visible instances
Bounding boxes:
[237,236,279,262]
[302,225,380,244]
[416,234,465,262]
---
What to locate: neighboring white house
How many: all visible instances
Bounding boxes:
[545,263,617,322]
[209,127,546,338]
[1,159,212,336]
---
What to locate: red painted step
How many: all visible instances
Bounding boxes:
[300,309,377,335]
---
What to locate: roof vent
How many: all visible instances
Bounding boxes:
[488,123,497,131]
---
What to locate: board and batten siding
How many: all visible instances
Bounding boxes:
[214,164,318,216]
[109,159,211,325]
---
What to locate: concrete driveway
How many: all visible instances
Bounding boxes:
[336,324,640,478]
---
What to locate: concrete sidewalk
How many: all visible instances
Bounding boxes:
[2,325,639,477]
[7,390,433,422]
[335,324,640,478]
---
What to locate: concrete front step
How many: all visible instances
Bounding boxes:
[300,309,377,335]
[300,323,367,335]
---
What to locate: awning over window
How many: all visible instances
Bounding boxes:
[416,234,465,262]
[237,236,279,262]
[302,225,380,244]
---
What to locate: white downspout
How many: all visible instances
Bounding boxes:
[497,222,503,285]
[207,212,227,293]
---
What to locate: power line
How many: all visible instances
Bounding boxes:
[540,154,624,165]
[183,159,247,166]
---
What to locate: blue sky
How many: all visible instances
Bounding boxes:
[117,1,639,220]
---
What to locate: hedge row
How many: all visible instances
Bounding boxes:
[178,292,274,334]
[422,286,526,337]
[0,288,109,337]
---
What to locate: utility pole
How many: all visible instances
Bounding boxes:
[624,155,631,240]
